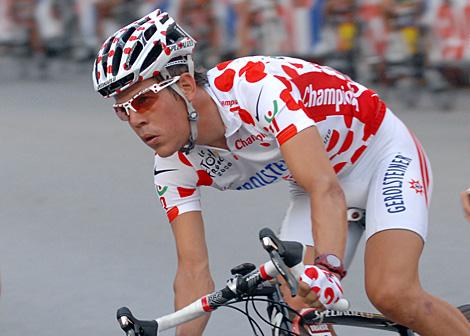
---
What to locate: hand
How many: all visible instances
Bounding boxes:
[461,189,470,222]
[298,265,345,310]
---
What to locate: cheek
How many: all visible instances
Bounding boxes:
[158,92,191,135]
[171,101,191,132]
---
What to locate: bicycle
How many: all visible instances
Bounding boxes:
[116,227,470,336]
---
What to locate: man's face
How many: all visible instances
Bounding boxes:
[114,78,190,158]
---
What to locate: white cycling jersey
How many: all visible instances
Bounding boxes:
[154,56,431,259]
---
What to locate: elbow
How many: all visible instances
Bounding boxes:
[174,261,214,293]
[309,178,346,206]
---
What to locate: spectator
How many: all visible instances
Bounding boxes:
[178,0,220,68]
[76,0,101,61]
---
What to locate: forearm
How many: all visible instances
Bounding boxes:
[310,182,347,260]
[279,127,348,260]
[174,264,215,336]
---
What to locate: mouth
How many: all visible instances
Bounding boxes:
[142,134,159,146]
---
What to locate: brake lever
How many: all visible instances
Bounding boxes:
[269,249,299,297]
[259,228,300,297]
[117,307,158,336]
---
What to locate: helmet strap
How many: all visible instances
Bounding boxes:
[170,83,198,154]
[186,54,195,77]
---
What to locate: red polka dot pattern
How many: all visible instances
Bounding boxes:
[305,266,319,280]
[238,108,255,126]
[178,152,193,167]
[167,207,179,222]
[239,61,267,83]
[274,75,293,91]
[216,60,233,71]
[177,187,196,198]
[214,69,236,92]
[327,130,340,152]
[196,170,213,186]
[282,65,300,79]
[280,89,301,111]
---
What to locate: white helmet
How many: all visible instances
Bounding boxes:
[93,9,196,97]
[93,9,199,153]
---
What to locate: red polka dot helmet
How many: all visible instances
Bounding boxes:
[93,9,196,97]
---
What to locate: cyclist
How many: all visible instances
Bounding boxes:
[462,188,470,222]
[92,9,470,336]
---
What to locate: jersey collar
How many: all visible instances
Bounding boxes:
[204,85,242,138]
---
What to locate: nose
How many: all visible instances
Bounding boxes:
[128,110,148,128]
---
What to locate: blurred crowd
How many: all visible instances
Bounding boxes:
[1,0,470,101]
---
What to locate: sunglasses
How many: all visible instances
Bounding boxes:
[112,76,180,121]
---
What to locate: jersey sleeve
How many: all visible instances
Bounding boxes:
[154,152,201,222]
[234,66,316,146]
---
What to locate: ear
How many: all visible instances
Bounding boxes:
[178,73,197,101]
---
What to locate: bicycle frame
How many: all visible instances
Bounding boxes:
[241,281,415,336]
[300,309,415,335]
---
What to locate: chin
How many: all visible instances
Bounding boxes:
[156,151,174,158]
[154,145,179,158]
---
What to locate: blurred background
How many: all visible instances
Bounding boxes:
[0,1,469,336]
[1,0,470,106]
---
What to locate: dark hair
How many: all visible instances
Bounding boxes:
[155,60,208,87]
[154,60,208,100]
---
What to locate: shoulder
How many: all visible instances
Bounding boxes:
[206,56,326,96]
[154,151,198,186]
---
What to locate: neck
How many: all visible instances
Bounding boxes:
[192,86,228,150]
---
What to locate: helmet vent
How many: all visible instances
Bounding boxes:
[141,43,163,72]
[102,58,108,78]
[98,73,135,97]
[166,23,186,45]
[129,42,143,67]
[144,25,157,41]
[121,27,136,44]
[112,46,123,76]
[159,14,169,25]
[94,59,100,81]
[102,37,113,55]
[137,16,151,26]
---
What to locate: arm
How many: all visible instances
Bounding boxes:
[171,211,215,336]
[461,188,470,222]
[280,127,347,260]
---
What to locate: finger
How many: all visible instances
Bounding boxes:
[298,281,311,297]
[302,294,323,309]
[299,285,323,308]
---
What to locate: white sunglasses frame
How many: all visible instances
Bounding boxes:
[112,76,181,120]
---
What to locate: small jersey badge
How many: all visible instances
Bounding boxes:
[409,179,424,194]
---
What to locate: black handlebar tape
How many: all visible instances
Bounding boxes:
[117,307,159,336]
[206,286,238,310]
[236,271,264,294]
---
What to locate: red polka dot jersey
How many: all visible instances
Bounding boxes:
[154,56,386,222]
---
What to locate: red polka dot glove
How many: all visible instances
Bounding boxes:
[300,265,346,310]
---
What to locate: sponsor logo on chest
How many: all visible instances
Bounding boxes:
[198,149,233,178]
[303,84,360,112]
[236,159,289,190]
[234,133,269,150]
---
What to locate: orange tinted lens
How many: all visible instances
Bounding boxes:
[131,93,158,113]
[114,106,129,121]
